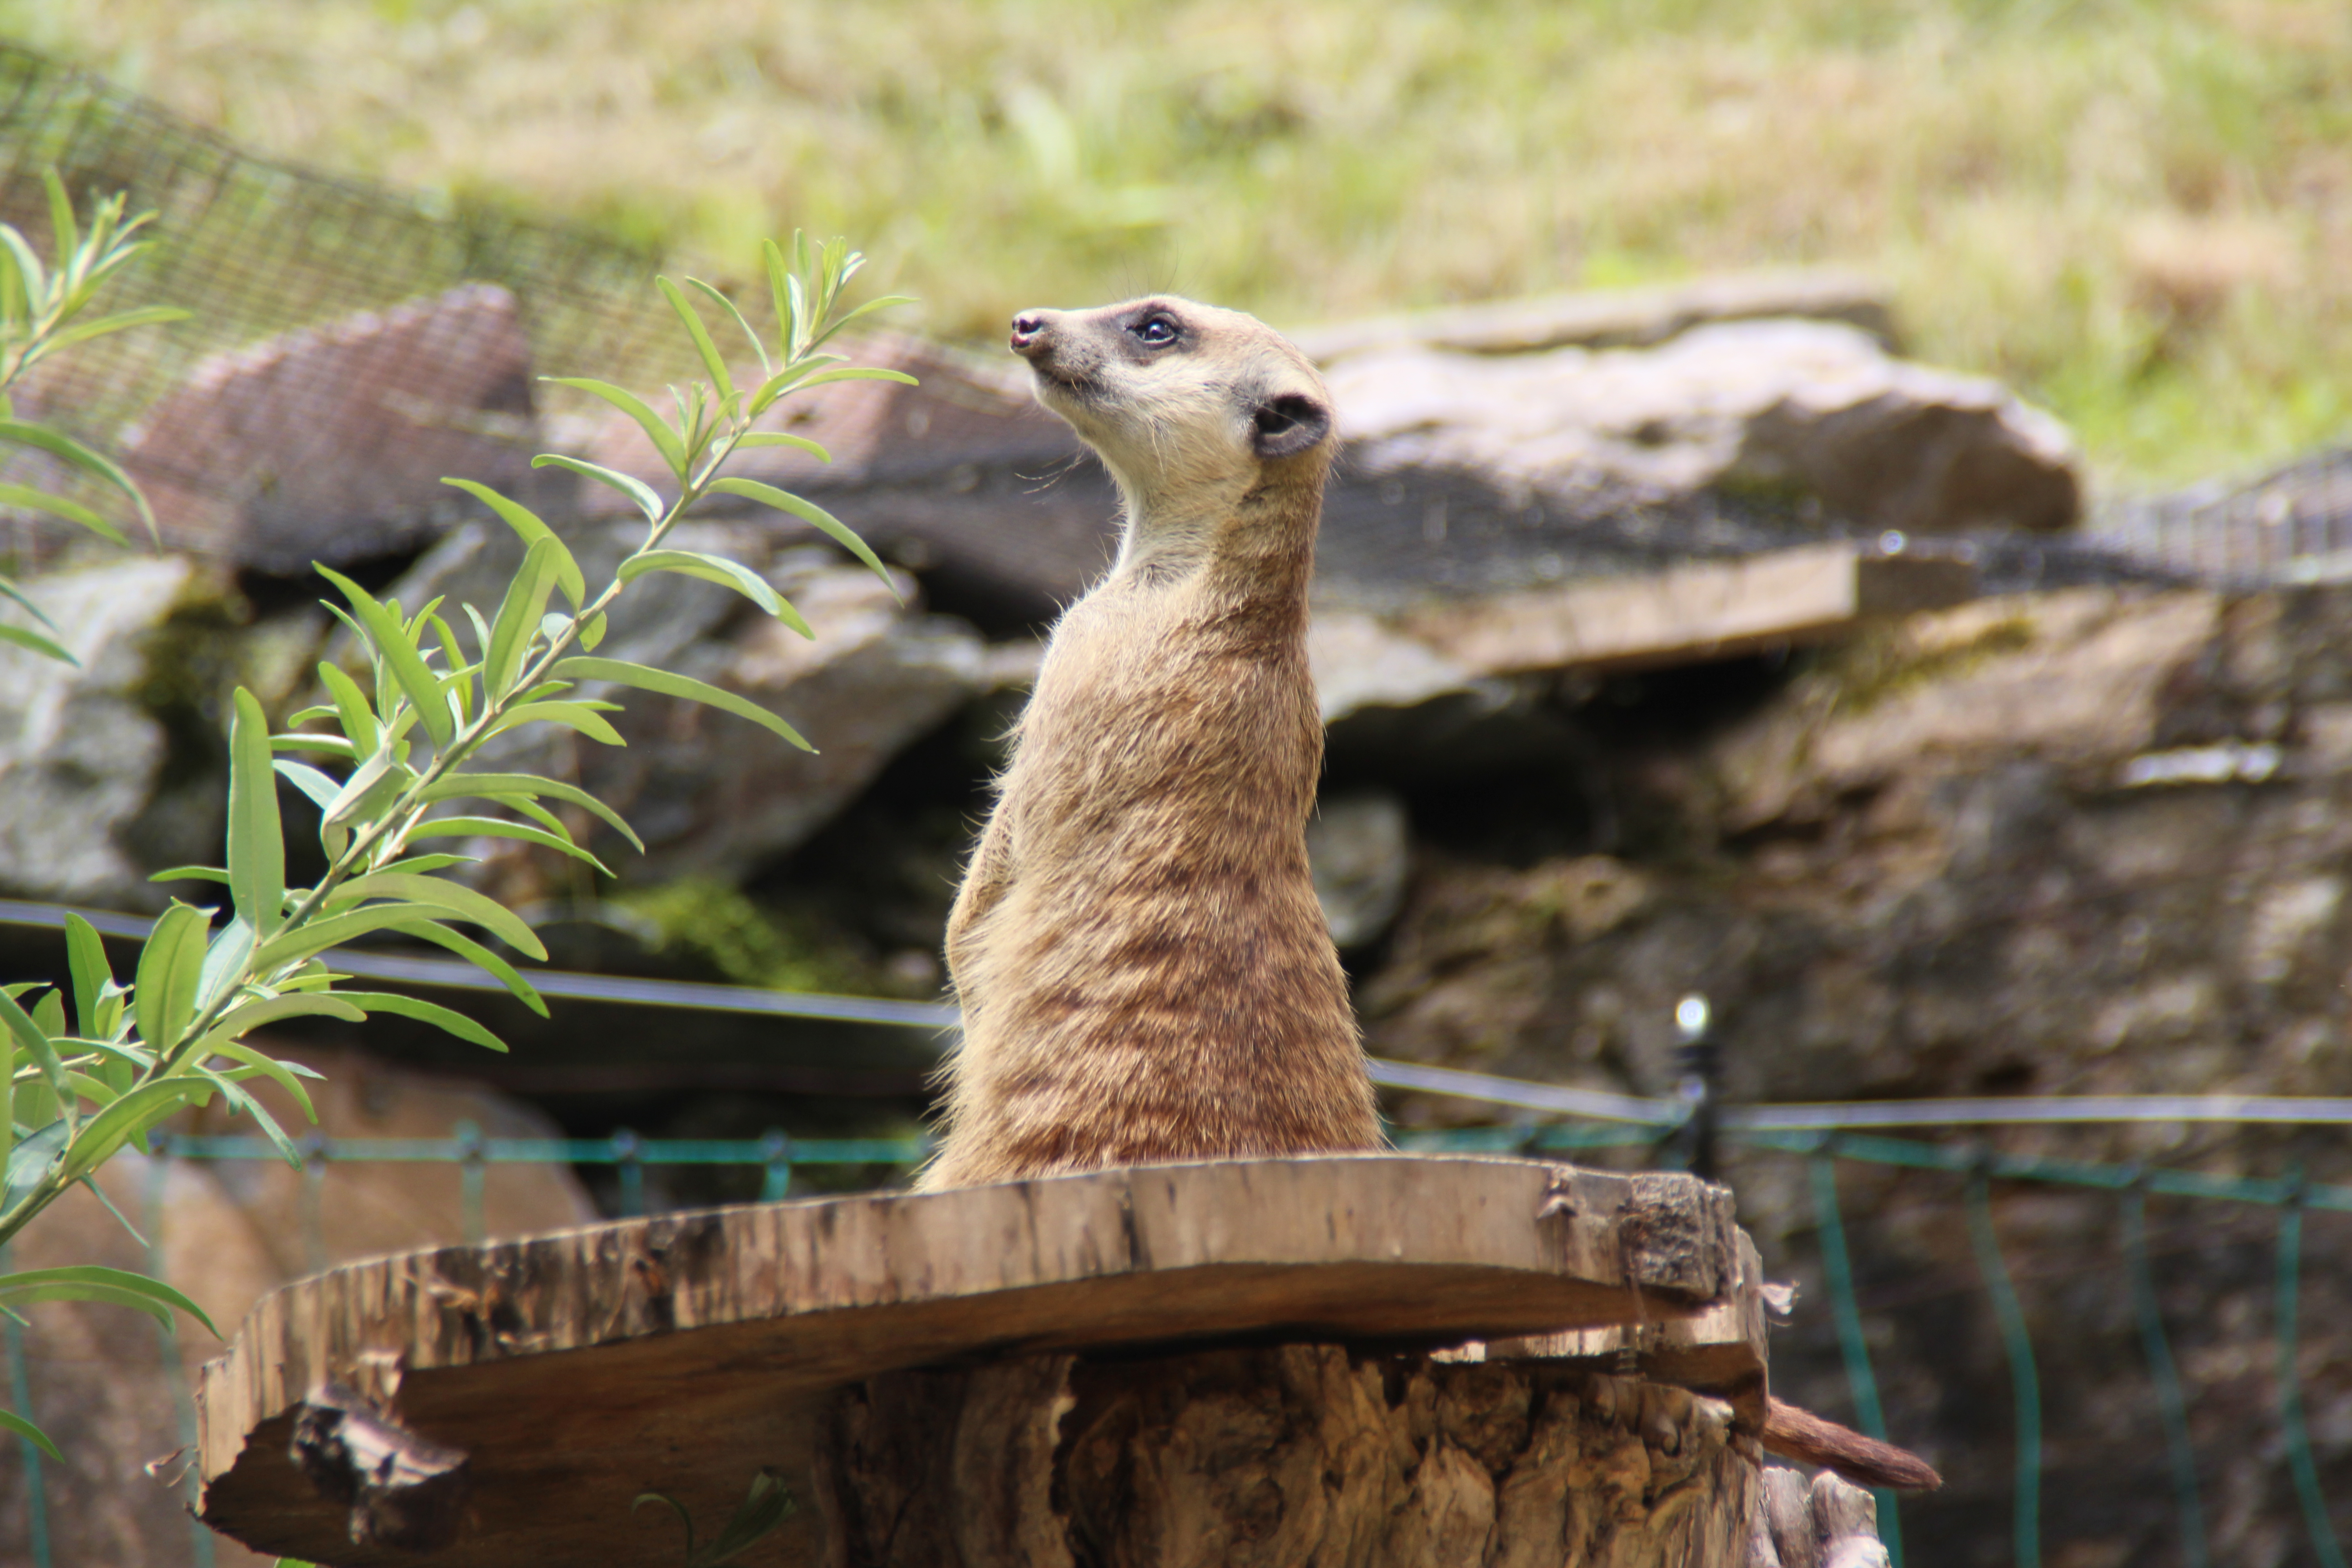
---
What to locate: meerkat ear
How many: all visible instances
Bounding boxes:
[1250,392,1331,460]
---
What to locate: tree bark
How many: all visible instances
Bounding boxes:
[814,1345,1756,1568]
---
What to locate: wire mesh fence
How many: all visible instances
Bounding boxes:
[0,42,700,572]
[6,1118,2342,1568]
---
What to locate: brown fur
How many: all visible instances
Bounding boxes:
[920,297,1383,1190]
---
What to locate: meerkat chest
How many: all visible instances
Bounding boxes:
[1013,587,1315,813]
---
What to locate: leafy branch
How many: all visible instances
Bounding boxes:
[0,171,186,662]
[0,232,911,1460]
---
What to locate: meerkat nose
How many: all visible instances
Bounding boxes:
[1009,311,1053,355]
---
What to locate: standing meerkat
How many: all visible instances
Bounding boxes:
[919,296,1383,1190]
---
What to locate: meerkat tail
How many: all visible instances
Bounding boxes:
[1760,1396,1943,1491]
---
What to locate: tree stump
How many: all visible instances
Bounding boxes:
[191,1156,1783,1568]
[818,1349,1754,1568]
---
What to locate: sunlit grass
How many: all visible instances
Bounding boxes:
[7,0,2349,485]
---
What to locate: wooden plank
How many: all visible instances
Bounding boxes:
[1485,1230,1769,1400]
[195,1155,1740,1567]
[1289,268,1895,364]
[1398,541,1977,678]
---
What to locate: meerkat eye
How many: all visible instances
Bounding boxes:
[1133,315,1179,346]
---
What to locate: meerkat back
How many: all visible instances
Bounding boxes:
[920,296,1383,1190]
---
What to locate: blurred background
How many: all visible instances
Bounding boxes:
[0,3,2347,1566]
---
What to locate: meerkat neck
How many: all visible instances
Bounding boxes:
[1110,477,1322,607]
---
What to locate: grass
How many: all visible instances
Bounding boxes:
[5,0,2349,485]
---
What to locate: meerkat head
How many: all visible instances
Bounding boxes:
[1008,297,1333,551]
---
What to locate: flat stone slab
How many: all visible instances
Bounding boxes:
[194,1154,1743,1566]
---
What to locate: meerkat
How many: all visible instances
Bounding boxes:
[919,296,1383,1190]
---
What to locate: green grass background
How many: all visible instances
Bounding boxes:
[9,0,2349,486]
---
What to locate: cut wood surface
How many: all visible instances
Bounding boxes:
[1397,541,1978,677]
[195,1155,1741,1567]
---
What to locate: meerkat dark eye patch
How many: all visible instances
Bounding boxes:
[1250,393,1330,459]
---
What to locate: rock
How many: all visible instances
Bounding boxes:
[561,550,990,882]
[0,1044,594,1568]
[120,283,548,572]
[0,555,190,904]
[1293,269,1896,364]
[1322,318,2081,549]
[1306,789,1411,948]
[1352,581,2352,1563]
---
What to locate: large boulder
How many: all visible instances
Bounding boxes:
[566,550,991,882]
[1323,319,2081,549]
[120,283,548,572]
[0,555,190,904]
[0,1043,596,1568]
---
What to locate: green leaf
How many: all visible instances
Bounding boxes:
[185,1064,303,1167]
[552,656,810,751]
[493,701,627,746]
[392,921,547,1016]
[330,873,547,960]
[133,904,212,1053]
[0,226,46,321]
[367,853,473,877]
[686,277,772,377]
[319,747,407,836]
[734,431,832,461]
[317,662,382,755]
[273,760,343,810]
[707,479,898,595]
[268,732,357,758]
[0,987,73,1138]
[0,1265,220,1337]
[196,991,367,1047]
[248,905,446,971]
[42,169,76,273]
[419,772,644,853]
[40,304,191,355]
[62,914,112,1040]
[485,534,562,699]
[543,377,686,477]
[811,293,918,346]
[29,987,63,1042]
[791,366,921,392]
[336,991,509,1054]
[0,1406,60,1461]
[618,549,810,634]
[3,1122,68,1213]
[0,480,128,545]
[193,916,259,1016]
[227,690,287,938]
[187,1037,323,1123]
[56,1080,215,1186]
[764,238,797,359]
[149,865,229,886]
[439,480,586,609]
[404,816,613,875]
[0,620,75,664]
[657,275,736,401]
[316,567,454,751]
[529,454,666,527]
